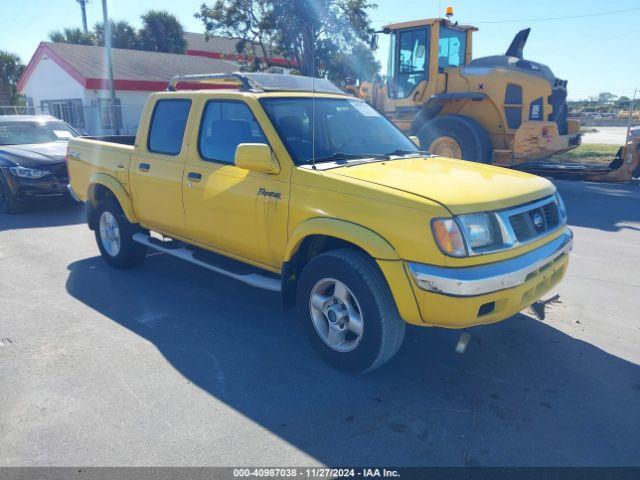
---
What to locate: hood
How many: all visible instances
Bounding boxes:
[326,156,555,214]
[0,142,67,168]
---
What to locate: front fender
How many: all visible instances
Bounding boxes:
[87,173,138,224]
[285,217,400,261]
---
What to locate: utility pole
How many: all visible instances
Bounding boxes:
[101,0,119,134]
[76,0,90,33]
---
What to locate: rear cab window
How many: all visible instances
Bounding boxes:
[198,100,268,164]
[148,99,192,155]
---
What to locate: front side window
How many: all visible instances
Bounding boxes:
[261,97,419,165]
[198,101,268,164]
[438,26,467,69]
[148,99,191,155]
[396,28,429,98]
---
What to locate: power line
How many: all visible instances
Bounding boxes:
[475,6,640,24]
[370,6,640,25]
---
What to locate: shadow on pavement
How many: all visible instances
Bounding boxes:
[0,198,85,232]
[65,253,640,466]
[555,180,640,232]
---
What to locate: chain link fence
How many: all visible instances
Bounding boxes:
[0,103,144,136]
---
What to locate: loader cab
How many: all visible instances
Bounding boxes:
[382,19,476,100]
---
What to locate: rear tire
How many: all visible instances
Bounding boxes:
[0,174,23,214]
[94,195,147,269]
[418,114,492,163]
[296,249,405,373]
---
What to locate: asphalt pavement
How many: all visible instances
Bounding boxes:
[0,180,639,467]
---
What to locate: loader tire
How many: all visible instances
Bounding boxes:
[419,114,492,163]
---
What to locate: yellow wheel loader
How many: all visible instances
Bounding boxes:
[351,16,583,166]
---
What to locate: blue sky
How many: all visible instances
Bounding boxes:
[0,0,638,100]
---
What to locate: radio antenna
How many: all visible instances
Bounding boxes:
[311,22,317,170]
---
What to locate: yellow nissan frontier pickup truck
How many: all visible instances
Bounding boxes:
[67,73,572,372]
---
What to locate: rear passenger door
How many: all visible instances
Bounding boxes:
[182,99,289,269]
[132,98,192,235]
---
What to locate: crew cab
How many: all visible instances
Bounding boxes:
[67,73,572,372]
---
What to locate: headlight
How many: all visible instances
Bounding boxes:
[9,166,51,179]
[555,192,567,222]
[457,213,499,250]
[432,213,501,257]
[431,218,467,257]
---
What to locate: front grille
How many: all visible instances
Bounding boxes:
[43,163,69,182]
[508,200,560,242]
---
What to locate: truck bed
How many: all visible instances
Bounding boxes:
[67,136,135,202]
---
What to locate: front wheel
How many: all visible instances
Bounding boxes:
[94,196,147,269]
[296,249,405,373]
[0,174,22,214]
[418,114,492,163]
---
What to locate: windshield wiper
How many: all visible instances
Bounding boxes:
[310,152,391,164]
[384,148,431,156]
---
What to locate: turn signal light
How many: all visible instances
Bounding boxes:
[432,218,466,257]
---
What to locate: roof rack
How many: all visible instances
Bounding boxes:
[166,72,347,95]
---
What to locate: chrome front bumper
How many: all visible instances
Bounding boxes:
[408,229,573,297]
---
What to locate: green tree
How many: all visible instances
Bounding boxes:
[138,10,187,53]
[48,27,94,45]
[195,0,380,82]
[94,20,138,49]
[0,51,25,106]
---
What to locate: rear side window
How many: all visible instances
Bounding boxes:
[148,99,191,155]
[198,100,268,164]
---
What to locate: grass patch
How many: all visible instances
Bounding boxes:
[552,143,619,165]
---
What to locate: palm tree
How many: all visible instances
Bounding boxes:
[48,27,94,45]
[138,10,187,54]
[94,20,138,49]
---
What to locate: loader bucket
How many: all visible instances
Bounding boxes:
[515,132,639,183]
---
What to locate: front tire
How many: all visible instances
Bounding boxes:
[418,114,492,163]
[0,174,23,214]
[95,196,147,269]
[296,249,405,373]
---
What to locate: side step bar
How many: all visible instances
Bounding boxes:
[132,233,281,292]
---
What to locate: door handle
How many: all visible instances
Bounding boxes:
[138,162,150,172]
[187,172,202,182]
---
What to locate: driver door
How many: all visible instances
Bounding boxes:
[388,27,430,100]
[182,99,289,269]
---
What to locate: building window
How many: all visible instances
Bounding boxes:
[41,99,85,129]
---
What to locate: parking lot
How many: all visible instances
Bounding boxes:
[1,179,639,467]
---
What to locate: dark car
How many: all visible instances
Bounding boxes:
[0,115,79,213]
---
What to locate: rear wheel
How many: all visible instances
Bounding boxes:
[95,196,147,269]
[296,249,405,373]
[419,114,492,163]
[0,174,22,214]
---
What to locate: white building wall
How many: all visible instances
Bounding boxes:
[20,55,152,135]
[20,54,85,108]
[84,89,150,135]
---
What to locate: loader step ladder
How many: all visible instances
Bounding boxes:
[132,233,282,292]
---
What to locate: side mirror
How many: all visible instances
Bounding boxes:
[409,136,421,147]
[234,143,280,174]
[370,33,379,51]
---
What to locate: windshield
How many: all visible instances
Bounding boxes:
[0,121,78,146]
[261,97,419,165]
